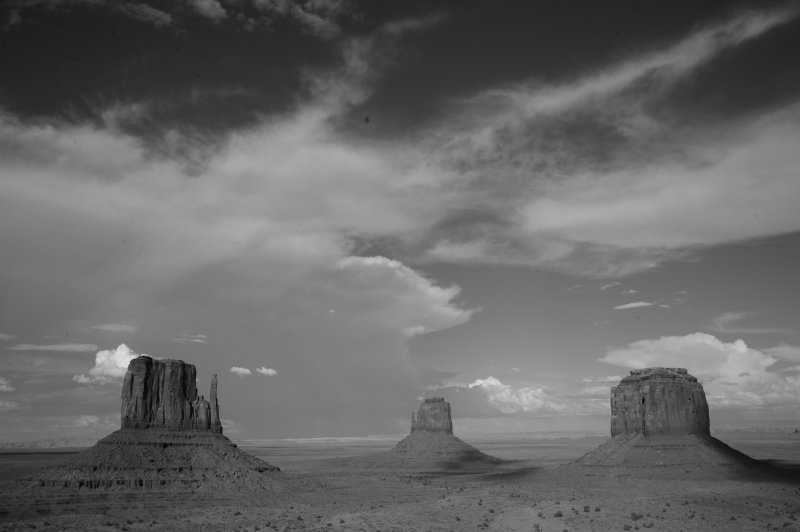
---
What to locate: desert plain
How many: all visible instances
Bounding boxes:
[1,429,799,532]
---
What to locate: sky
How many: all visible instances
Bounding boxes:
[1,0,799,442]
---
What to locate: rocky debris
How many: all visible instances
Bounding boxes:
[35,356,279,491]
[411,397,453,434]
[575,368,758,478]
[610,368,709,436]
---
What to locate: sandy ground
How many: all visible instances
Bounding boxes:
[0,432,798,531]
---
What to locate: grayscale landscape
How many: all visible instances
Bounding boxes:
[2,1,800,530]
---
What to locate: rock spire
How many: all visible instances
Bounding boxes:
[120,356,222,432]
[37,356,279,490]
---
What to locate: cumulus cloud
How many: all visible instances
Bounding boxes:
[91,323,138,334]
[613,301,654,310]
[73,344,142,385]
[467,376,565,414]
[8,343,98,352]
[0,377,15,392]
[255,366,277,376]
[600,332,800,408]
[230,366,252,377]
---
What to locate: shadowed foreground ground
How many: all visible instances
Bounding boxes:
[0,431,798,531]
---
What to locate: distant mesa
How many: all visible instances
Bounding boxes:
[576,368,758,478]
[610,367,709,437]
[37,356,279,490]
[391,397,500,465]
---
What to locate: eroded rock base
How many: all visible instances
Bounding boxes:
[34,429,279,491]
[575,433,758,479]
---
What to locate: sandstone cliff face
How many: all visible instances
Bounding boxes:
[38,355,278,490]
[410,397,453,434]
[610,367,710,437]
[121,356,222,432]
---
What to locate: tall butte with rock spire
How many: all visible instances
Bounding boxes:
[38,356,279,490]
[576,368,757,478]
[391,397,500,465]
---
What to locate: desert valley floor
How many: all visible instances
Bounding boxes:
[1,430,798,532]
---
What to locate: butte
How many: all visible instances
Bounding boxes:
[575,367,759,478]
[389,397,500,466]
[37,356,279,490]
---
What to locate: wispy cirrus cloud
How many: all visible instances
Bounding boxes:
[8,343,98,352]
[90,323,138,334]
[0,377,15,392]
[707,311,794,335]
[613,301,655,310]
[416,6,800,277]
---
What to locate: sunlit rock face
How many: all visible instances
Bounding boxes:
[391,397,500,464]
[410,397,453,434]
[121,356,222,432]
[37,356,278,490]
[575,367,760,479]
[610,367,710,437]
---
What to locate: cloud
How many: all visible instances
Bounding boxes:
[416,6,800,277]
[230,366,252,377]
[600,282,620,290]
[73,344,141,385]
[0,400,20,411]
[118,3,172,27]
[75,414,100,427]
[764,344,800,363]
[91,323,138,334]
[707,311,793,335]
[185,0,226,21]
[580,375,623,384]
[613,301,654,310]
[467,376,565,414]
[621,289,638,295]
[0,333,15,341]
[255,366,277,376]
[8,343,98,352]
[600,332,800,408]
[0,377,14,392]
[173,332,207,344]
[253,0,355,39]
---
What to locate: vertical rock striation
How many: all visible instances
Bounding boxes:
[120,356,223,432]
[391,397,499,465]
[38,356,279,490]
[610,367,710,436]
[576,367,757,478]
[410,397,453,434]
